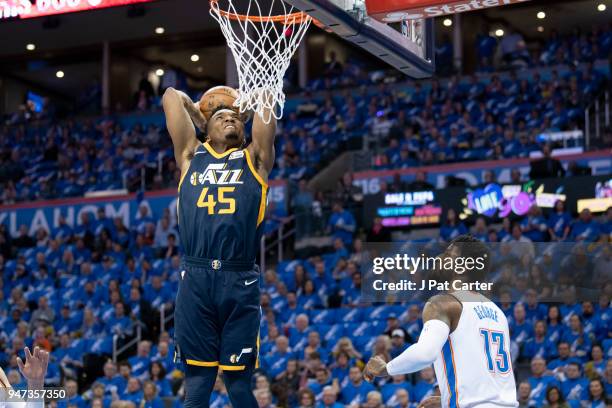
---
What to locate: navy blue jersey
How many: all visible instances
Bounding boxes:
[177,142,267,261]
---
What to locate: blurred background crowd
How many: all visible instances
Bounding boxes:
[0,0,611,407]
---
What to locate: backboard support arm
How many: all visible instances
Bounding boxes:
[284,0,435,78]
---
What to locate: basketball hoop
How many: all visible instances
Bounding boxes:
[210,0,312,124]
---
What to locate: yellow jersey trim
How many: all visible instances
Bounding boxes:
[244,149,268,226]
[255,331,260,369]
[203,142,238,159]
[185,359,219,367]
[177,162,191,225]
[178,169,188,192]
[219,364,246,371]
[257,186,267,227]
[243,149,268,188]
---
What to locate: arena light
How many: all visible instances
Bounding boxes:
[190,54,200,62]
[442,18,452,27]
[155,69,164,76]
[495,29,504,37]
[56,70,64,78]
[155,27,165,34]
[598,4,606,11]
[536,11,545,19]
[26,43,35,51]
[537,26,544,33]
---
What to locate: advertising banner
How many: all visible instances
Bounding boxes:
[364,175,612,228]
[0,180,287,236]
[364,190,443,228]
[0,0,157,21]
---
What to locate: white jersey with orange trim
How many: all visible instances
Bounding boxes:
[432,291,518,408]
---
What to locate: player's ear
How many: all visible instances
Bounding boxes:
[240,110,253,123]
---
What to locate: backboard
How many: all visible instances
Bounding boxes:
[364,0,532,22]
[283,0,435,78]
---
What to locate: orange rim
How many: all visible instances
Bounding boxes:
[210,0,314,25]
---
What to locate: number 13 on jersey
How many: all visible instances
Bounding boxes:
[480,329,511,374]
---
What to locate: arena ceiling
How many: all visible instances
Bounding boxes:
[485,0,610,39]
[0,0,219,58]
[0,0,608,99]
[0,0,607,59]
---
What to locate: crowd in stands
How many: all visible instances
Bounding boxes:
[1,24,611,200]
[0,19,611,408]
[0,57,606,204]
[470,25,612,74]
[264,23,612,178]
[308,24,612,89]
[196,57,609,181]
[0,188,610,407]
[0,120,177,203]
[439,204,612,245]
[363,61,607,172]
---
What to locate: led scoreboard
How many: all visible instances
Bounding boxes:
[0,0,157,20]
[364,190,443,228]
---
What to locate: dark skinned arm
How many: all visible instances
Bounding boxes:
[363,294,461,380]
[162,88,204,173]
[246,96,276,181]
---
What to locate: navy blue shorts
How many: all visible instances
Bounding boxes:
[174,256,261,372]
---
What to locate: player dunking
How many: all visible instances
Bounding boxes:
[163,86,274,407]
[364,235,518,408]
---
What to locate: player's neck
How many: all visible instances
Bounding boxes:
[206,140,235,154]
[450,289,491,302]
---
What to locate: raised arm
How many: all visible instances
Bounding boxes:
[247,100,277,180]
[162,88,205,171]
[0,347,49,408]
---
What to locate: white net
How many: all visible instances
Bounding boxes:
[210,0,312,124]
